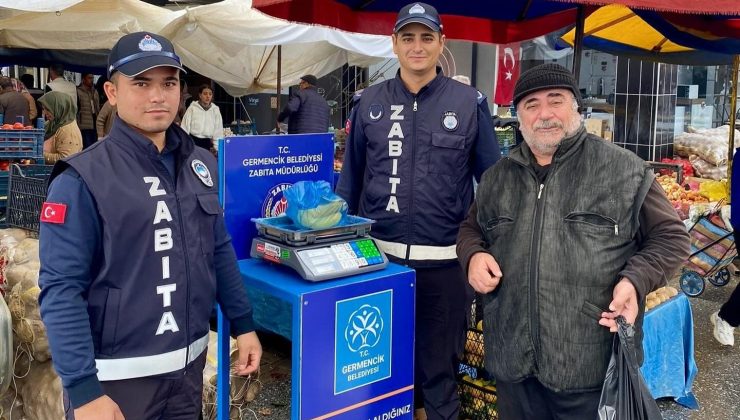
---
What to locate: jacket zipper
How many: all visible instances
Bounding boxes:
[405,96,418,262]
[529,181,545,364]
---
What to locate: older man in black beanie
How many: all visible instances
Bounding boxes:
[456,63,689,419]
[277,74,330,134]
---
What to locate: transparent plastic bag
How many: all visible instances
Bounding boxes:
[0,296,12,395]
[284,180,348,230]
[598,317,662,420]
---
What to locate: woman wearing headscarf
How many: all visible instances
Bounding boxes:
[39,91,83,164]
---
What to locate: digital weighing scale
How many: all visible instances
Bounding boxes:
[250,215,388,281]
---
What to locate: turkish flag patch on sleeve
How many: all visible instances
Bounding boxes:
[40,202,67,224]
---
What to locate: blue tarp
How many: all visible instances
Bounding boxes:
[641,292,699,409]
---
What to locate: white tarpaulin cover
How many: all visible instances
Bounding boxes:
[160,0,394,96]
[0,0,181,50]
[0,0,84,12]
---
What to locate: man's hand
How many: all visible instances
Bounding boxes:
[74,395,124,420]
[599,277,639,332]
[467,252,503,294]
[233,331,262,376]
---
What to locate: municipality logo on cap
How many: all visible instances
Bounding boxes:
[409,3,425,14]
[138,35,163,52]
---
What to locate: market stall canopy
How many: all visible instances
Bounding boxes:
[252,0,588,44]
[561,4,737,65]
[0,0,181,50]
[555,0,740,15]
[160,0,394,96]
[0,0,84,12]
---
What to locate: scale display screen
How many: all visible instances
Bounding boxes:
[297,239,385,278]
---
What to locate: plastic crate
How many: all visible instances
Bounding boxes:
[461,327,485,370]
[459,375,498,420]
[6,164,54,234]
[0,129,45,159]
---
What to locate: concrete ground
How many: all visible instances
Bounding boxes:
[658,274,740,420]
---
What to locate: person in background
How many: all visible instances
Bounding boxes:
[20,74,44,101]
[456,63,690,419]
[96,101,116,139]
[277,74,330,134]
[77,73,101,149]
[46,63,78,107]
[9,76,38,122]
[38,32,261,420]
[0,77,31,125]
[94,75,108,105]
[38,91,82,164]
[175,80,192,124]
[337,3,500,418]
[180,84,223,151]
[713,151,740,346]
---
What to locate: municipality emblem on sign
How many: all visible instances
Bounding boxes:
[262,183,291,217]
[139,34,163,52]
[191,159,213,187]
[442,111,459,131]
[345,304,384,352]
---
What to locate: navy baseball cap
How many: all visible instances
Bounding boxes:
[107,32,185,79]
[394,2,442,33]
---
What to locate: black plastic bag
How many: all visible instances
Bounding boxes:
[597,316,663,420]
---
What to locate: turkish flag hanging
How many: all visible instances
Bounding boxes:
[494,43,521,106]
[40,202,67,224]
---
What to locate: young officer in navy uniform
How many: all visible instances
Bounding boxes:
[336,3,500,419]
[38,32,262,420]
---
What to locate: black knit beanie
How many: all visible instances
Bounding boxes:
[513,63,581,108]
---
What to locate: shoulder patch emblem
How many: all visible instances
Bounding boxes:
[442,111,459,131]
[369,104,383,121]
[191,159,213,187]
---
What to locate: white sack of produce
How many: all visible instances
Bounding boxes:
[8,239,39,266]
[674,125,740,167]
[0,297,12,396]
[674,133,726,166]
[0,388,25,420]
[0,229,28,244]
[688,155,727,181]
[16,360,63,420]
[4,262,40,292]
[202,332,262,420]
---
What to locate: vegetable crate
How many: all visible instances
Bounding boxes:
[680,210,736,297]
[459,327,498,419]
[6,164,54,234]
[0,129,45,159]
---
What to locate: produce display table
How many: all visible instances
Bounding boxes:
[217,259,416,420]
[641,292,698,408]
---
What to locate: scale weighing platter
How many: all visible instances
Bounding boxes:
[250,215,388,281]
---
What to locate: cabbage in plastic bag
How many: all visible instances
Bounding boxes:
[284,181,348,230]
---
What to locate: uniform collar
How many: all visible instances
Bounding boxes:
[394,66,445,97]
